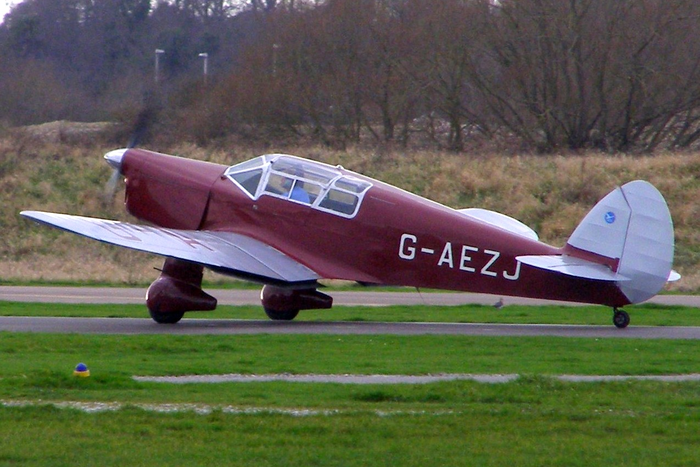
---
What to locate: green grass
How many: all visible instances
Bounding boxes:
[0,398,697,467]
[2,301,700,326]
[1,395,700,467]
[2,332,700,465]
[2,333,700,399]
[3,300,700,465]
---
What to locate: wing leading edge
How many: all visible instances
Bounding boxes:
[20,211,320,285]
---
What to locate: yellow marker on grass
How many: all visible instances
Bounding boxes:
[73,363,90,377]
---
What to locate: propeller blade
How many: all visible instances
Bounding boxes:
[106,89,158,203]
[104,168,121,201]
[128,99,158,148]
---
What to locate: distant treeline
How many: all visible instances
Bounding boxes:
[2,0,700,152]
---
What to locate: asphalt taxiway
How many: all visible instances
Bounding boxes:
[2,286,699,307]
[1,286,699,338]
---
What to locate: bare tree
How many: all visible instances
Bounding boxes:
[3,0,700,152]
[473,0,700,151]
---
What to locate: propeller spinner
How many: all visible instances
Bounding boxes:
[105,148,126,172]
[103,148,127,202]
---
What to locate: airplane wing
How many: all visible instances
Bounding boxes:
[20,211,320,285]
[458,208,539,241]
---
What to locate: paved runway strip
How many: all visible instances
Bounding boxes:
[2,287,699,339]
[2,286,698,307]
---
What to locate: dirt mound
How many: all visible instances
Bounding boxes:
[14,120,115,143]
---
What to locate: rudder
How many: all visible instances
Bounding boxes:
[567,180,675,304]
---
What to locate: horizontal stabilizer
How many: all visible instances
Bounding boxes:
[20,211,320,285]
[517,255,630,282]
[459,208,538,241]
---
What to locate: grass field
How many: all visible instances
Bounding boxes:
[2,300,700,465]
[1,332,700,465]
[2,393,699,467]
[3,332,700,386]
[2,391,700,467]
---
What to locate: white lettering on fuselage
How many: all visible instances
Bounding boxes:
[437,242,453,268]
[399,233,417,260]
[398,233,520,281]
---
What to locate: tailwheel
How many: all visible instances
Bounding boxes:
[613,308,630,329]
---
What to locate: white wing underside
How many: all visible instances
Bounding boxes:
[20,211,320,285]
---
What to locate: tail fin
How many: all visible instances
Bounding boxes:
[517,180,678,304]
[566,180,676,303]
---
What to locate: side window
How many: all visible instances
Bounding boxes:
[227,155,373,217]
[319,188,359,215]
[264,173,293,197]
[230,169,262,197]
[289,180,311,204]
[303,182,322,204]
[225,156,266,198]
[316,177,370,217]
[335,179,371,194]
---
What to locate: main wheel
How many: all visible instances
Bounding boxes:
[613,309,630,329]
[264,307,299,321]
[148,308,185,324]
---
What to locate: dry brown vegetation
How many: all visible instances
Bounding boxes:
[1,131,698,290]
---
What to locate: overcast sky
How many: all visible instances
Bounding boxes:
[1,0,22,22]
[1,1,15,22]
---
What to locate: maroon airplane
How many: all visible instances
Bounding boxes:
[21,148,679,327]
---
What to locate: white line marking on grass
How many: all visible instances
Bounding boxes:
[132,373,700,384]
[133,373,519,384]
[558,374,700,382]
[0,400,448,417]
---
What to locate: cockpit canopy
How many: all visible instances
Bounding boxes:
[224,154,372,218]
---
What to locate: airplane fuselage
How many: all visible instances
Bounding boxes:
[121,149,631,308]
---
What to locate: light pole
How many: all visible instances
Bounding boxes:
[154,49,165,84]
[198,52,209,84]
[272,43,280,76]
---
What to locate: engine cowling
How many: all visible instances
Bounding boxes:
[122,148,225,230]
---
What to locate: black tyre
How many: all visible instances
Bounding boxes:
[148,308,185,324]
[264,307,299,321]
[613,310,630,329]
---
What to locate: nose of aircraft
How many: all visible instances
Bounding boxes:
[104,148,127,173]
[104,148,128,201]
